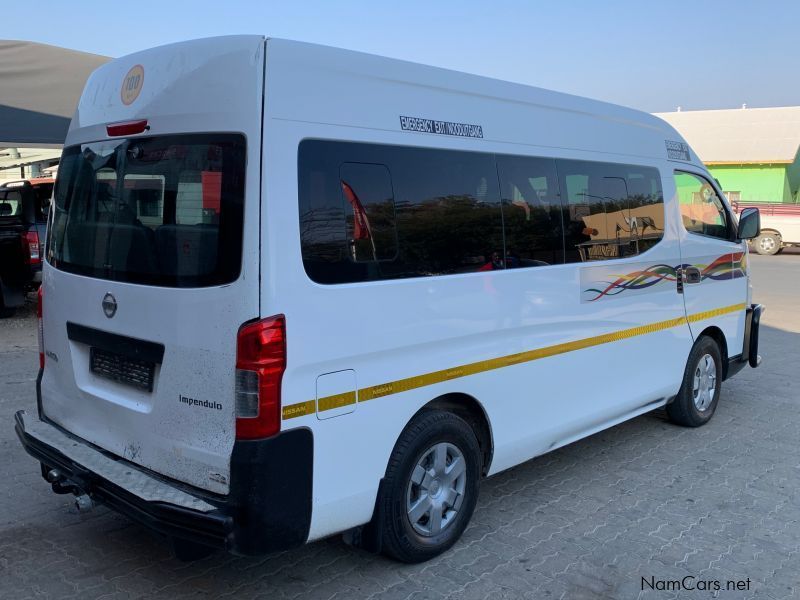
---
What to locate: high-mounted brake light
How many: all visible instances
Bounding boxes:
[37,287,44,370]
[23,230,40,265]
[106,119,149,137]
[235,315,286,440]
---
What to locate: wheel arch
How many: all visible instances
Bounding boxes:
[696,325,730,379]
[759,228,782,236]
[417,393,494,477]
[757,228,783,244]
[352,392,494,554]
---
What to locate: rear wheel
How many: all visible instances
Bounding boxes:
[0,279,17,318]
[752,231,781,255]
[667,336,722,427]
[0,295,14,318]
[379,409,481,563]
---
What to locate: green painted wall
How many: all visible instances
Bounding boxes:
[708,164,796,204]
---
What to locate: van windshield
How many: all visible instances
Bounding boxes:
[48,134,245,287]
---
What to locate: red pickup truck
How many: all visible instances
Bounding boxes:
[732,202,800,255]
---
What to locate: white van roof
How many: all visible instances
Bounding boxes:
[69,35,699,167]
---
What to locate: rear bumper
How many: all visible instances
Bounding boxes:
[14,409,313,556]
[726,303,764,379]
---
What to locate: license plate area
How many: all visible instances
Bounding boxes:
[90,347,155,392]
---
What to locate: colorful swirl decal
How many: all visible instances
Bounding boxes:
[584,252,746,301]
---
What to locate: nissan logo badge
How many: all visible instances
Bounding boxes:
[102,293,117,319]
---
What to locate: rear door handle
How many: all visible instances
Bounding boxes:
[683,266,702,284]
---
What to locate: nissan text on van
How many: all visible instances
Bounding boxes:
[15,36,763,562]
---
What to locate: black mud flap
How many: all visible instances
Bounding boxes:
[0,278,25,308]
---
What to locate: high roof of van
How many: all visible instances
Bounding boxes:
[70,35,698,167]
[270,37,669,131]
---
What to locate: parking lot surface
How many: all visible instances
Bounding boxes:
[1,252,798,600]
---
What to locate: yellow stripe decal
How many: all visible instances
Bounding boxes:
[317,391,357,412]
[282,303,746,420]
[282,400,316,420]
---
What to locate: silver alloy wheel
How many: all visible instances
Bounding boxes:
[692,353,717,411]
[759,235,777,253]
[406,442,467,536]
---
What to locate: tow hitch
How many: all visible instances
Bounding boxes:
[74,494,95,513]
[45,468,94,512]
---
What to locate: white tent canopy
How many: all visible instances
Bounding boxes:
[0,40,109,147]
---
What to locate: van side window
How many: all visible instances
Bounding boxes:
[624,167,665,253]
[339,163,398,263]
[559,160,628,262]
[674,171,730,240]
[382,146,503,278]
[298,142,668,282]
[298,143,350,284]
[496,155,564,266]
[298,140,503,283]
[559,160,665,263]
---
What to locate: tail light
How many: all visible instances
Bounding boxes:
[23,230,40,265]
[235,315,286,439]
[37,287,44,369]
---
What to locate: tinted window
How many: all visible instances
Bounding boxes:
[29,183,53,221]
[340,162,398,262]
[299,140,503,283]
[558,160,664,262]
[622,166,665,253]
[384,146,503,278]
[49,134,245,287]
[0,185,41,223]
[299,142,667,282]
[0,189,22,218]
[674,171,730,239]
[497,155,564,266]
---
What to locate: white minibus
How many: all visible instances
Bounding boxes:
[15,36,763,562]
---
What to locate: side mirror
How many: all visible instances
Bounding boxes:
[737,207,760,240]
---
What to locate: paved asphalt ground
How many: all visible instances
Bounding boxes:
[1,252,798,600]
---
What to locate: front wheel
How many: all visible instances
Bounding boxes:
[667,336,722,427]
[752,231,781,255]
[378,409,481,563]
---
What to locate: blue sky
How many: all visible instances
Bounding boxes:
[7,0,799,113]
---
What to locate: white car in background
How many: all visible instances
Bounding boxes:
[734,202,800,255]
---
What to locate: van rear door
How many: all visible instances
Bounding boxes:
[39,37,265,494]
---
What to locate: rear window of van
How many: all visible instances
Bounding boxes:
[48,134,245,287]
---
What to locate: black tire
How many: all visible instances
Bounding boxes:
[0,282,16,318]
[0,293,14,318]
[667,336,723,427]
[753,231,781,255]
[379,409,481,563]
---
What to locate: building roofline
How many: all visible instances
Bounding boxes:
[705,160,794,166]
